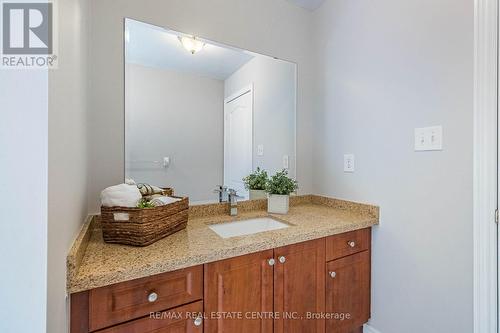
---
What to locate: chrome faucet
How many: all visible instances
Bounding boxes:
[228,188,244,216]
[213,185,228,203]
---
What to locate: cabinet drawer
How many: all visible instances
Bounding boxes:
[326,228,370,261]
[96,301,203,333]
[89,265,203,331]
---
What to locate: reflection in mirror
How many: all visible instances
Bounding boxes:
[125,18,296,204]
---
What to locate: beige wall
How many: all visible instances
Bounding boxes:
[47,0,89,332]
[88,0,315,213]
[312,0,474,332]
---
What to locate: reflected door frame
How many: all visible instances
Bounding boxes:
[223,83,254,200]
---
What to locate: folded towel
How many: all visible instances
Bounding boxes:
[150,196,181,207]
[137,183,164,196]
[101,184,142,208]
[144,194,163,201]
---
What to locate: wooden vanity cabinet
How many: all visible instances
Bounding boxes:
[70,266,204,333]
[96,301,204,333]
[204,239,326,333]
[70,228,371,333]
[325,251,370,333]
[204,249,274,333]
[325,230,371,333]
[89,266,203,331]
[273,239,325,333]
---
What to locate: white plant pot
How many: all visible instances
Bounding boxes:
[267,194,289,214]
[249,189,267,200]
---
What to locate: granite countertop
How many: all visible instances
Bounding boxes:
[67,195,379,294]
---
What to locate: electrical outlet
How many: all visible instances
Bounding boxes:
[344,154,355,173]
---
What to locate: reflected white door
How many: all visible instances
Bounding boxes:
[224,85,253,199]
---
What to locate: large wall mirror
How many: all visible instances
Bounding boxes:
[125,18,297,204]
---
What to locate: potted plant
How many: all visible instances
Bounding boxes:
[243,167,268,200]
[265,169,298,214]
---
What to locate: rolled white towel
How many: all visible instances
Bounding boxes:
[137,183,164,196]
[150,196,181,207]
[125,178,136,185]
[101,184,142,208]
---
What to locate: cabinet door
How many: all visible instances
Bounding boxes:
[326,251,370,333]
[204,250,274,333]
[274,238,326,333]
[96,300,203,333]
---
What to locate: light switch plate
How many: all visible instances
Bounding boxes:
[283,155,289,169]
[428,126,443,150]
[163,157,171,168]
[344,154,355,173]
[257,144,264,156]
[414,126,443,151]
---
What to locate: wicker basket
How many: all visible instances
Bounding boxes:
[100,196,188,247]
[162,187,174,196]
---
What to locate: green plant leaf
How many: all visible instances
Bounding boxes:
[137,198,155,208]
[265,169,298,195]
[242,167,269,190]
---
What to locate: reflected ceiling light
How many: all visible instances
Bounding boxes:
[178,36,205,54]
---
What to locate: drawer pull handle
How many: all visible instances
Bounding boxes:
[148,292,158,303]
[329,271,337,278]
[194,316,203,326]
[268,258,276,266]
[279,256,286,264]
[347,241,356,248]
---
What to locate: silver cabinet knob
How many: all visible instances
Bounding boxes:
[193,316,203,326]
[329,271,336,278]
[148,292,158,303]
[268,258,276,266]
[279,256,286,264]
[347,241,356,248]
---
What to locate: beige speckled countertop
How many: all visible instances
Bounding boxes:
[67,195,379,294]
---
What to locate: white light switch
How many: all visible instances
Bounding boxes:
[414,126,443,151]
[344,154,355,173]
[428,126,443,150]
[163,157,171,168]
[283,155,289,169]
[257,144,264,156]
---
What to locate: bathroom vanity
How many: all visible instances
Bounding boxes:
[67,15,378,333]
[68,195,378,333]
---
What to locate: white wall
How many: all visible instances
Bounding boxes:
[47,0,89,332]
[125,63,224,202]
[225,56,297,178]
[312,1,473,332]
[0,71,48,333]
[88,0,314,213]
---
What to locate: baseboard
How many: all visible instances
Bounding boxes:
[364,324,382,333]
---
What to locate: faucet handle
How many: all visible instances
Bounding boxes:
[228,188,244,199]
[213,185,228,193]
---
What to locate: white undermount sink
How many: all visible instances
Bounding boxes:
[208,217,290,239]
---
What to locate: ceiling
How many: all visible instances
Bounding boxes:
[286,0,325,11]
[125,19,254,81]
